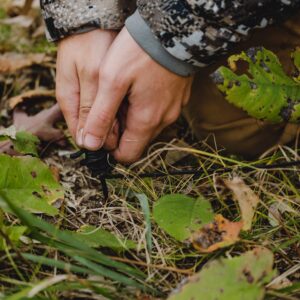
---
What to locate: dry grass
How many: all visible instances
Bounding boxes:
[0,1,299,298]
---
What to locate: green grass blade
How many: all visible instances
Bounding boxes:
[73,256,146,291]
[0,195,144,279]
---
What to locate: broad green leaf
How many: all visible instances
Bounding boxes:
[169,248,276,300]
[0,127,39,156]
[0,224,27,250]
[13,131,39,156]
[212,47,300,123]
[153,194,214,241]
[76,225,137,251]
[292,48,300,83]
[0,154,61,216]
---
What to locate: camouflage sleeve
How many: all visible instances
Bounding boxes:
[40,0,136,42]
[126,0,300,76]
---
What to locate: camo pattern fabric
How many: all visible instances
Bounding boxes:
[40,0,136,41]
[137,0,300,67]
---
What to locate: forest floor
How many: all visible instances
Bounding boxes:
[0,1,299,300]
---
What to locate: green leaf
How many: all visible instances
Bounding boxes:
[0,195,146,280]
[169,248,276,300]
[212,47,300,123]
[0,154,61,216]
[0,224,27,250]
[0,194,155,294]
[13,132,39,156]
[76,225,137,251]
[0,127,39,156]
[153,194,214,241]
[0,126,16,141]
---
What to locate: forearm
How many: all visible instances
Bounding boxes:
[40,0,136,42]
[126,0,300,76]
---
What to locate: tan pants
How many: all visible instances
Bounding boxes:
[184,13,300,157]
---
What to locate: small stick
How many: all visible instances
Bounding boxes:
[108,256,193,275]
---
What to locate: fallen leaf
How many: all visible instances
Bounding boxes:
[0,104,64,154]
[0,154,62,215]
[0,15,34,28]
[268,201,297,227]
[9,89,55,109]
[153,194,214,242]
[164,140,190,165]
[13,131,39,156]
[0,52,51,73]
[224,177,260,231]
[169,248,276,300]
[14,103,63,140]
[0,126,39,156]
[190,214,243,253]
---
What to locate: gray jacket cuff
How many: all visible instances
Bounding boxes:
[125,10,199,77]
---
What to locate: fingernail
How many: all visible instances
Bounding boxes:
[76,128,84,146]
[84,134,104,150]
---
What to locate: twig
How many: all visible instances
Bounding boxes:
[108,256,193,275]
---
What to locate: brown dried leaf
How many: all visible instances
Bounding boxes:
[0,104,64,154]
[190,214,242,253]
[0,53,51,73]
[8,89,55,109]
[224,177,260,231]
[0,15,34,28]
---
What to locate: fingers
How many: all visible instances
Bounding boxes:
[113,107,162,163]
[104,119,120,151]
[76,70,99,146]
[113,101,182,163]
[82,73,130,150]
[56,55,80,139]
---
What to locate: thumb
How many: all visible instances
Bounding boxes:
[82,75,129,150]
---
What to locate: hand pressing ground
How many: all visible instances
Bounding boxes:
[80,28,194,163]
[55,29,117,146]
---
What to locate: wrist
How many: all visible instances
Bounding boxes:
[125,10,199,77]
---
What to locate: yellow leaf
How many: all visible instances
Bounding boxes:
[190,215,242,253]
[224,177,260,231]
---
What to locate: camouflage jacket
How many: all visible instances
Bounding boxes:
[41,0,300,76]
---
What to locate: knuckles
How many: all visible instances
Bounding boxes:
[99,68,126,91]
[78,65,99,81]
[89,109,114,129]
[79,106,91,117]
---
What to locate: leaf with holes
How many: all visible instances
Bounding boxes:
[0,154,62,216]
[212,47,300,123]
[153,194,214,242]
[190,214,243,253]
[169,248,276,300]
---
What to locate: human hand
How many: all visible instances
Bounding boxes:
[81,27,194,163]
[55,29,117,146]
